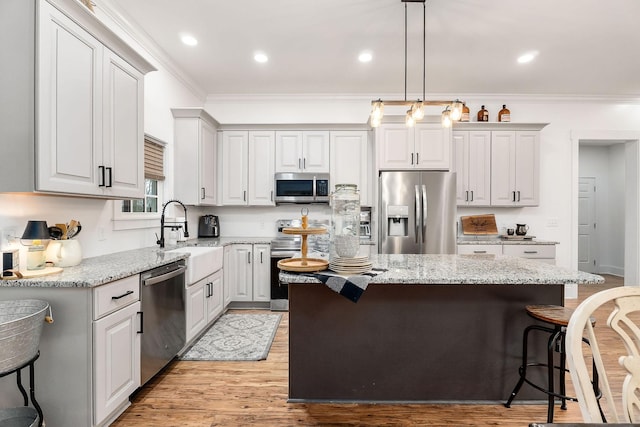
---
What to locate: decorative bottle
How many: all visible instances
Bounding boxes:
[477,105,489,122]
[498,104,511,122]
[460,103,470,122]
[330,184,360,259]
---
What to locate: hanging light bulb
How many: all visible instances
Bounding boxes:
[441,107,452,128]
[450,100,463,121]
[370,100,384,125]
[411,101,424,120]
[405,109,416,127]
[370,115,382,128]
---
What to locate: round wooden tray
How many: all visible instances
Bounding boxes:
[277,257,328,272]
[282,227,327,235]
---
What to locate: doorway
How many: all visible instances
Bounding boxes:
[578,176,597,273]
[572,131,640,286]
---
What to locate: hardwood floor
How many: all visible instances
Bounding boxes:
[112,275,624,426]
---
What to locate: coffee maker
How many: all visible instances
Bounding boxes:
[198,215,219,237]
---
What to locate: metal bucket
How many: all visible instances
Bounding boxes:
[0,406,39,427]
[0,300,49,374]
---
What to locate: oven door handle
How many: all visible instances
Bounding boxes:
[143,265,186,286]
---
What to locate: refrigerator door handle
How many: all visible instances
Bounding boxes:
[422,184,428,242]
[415,185,421,244]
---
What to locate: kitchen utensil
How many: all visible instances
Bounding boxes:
[55,223,68,239]
[66,221,81,239]
[48,226,63,240]
[461,214,498,235]
[515,224,529,236]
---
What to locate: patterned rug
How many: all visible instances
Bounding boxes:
[180,313,282,361]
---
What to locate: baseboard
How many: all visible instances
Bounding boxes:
[598,265,624,277]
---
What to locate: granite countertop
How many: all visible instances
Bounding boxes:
[279,254,604,285]
[457,237,559,245]
[0,237,271,289]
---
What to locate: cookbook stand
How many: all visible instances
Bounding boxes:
[277,210,328,273]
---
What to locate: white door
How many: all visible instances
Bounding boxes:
[330,131,369,205]
[578,177,597,273]
[514,131,540,206]
[490,131,517,206]
[200,120,217,204]
[252,244,271,302]
[185,279,207,342]
[414,124,450,170]
[221,131,248,205]
[275,131,303,172]
[207,270,224,319]
[377,125,413,169]
[467,131,492,206]
[248,131,275,205]
[302,131,330,172]
[229,244,253,301]
[452,131,469,204]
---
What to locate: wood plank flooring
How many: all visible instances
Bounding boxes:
[112,275,624,426]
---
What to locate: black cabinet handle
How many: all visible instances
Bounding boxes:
[112,290,134,300]
[99,166,105,187]
[260,252,263,263]
[465,191,468,201]
[201,187,205,200]
[470,191,474,201]
[473,250,487,254]
[411,153,414,165]
[512,191,516,202]
[517,191,521,202]
[416,153,419,164]
[106,167,113,187]
[248,251,251,264]
[137,311,143,334]
[524,251,538,254]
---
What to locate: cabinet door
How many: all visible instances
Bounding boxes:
[228,244,253,301]
[377,125,413,169]
[37,2,103,195]
[302,131,330,173]
[275,131,303,172]
[452,131,469,204]
[490,131,517,206]
[200,120,217,205]
[102,48,144,198]
[206,270,224,321]
[414,124,450,170]
[467,131,492,206]
[514,131,540,206]
[93,301,140,426]
[330,131,370,206]
[456,244,503,255]
[223,246,232,308]
[252,244,271,302]
[185,279,207,343]
[221,131,249,205]
[248,131,275,205]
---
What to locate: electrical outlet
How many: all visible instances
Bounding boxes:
[1,228,18,249]
[546,218,559,228]
[97,227,106,241]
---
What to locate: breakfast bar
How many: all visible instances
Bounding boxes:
[280,254,603,403]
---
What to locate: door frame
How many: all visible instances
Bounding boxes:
[571,130,640,286]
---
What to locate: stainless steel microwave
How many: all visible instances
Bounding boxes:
[274,172,330,204]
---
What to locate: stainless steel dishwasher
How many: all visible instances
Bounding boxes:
[140,260,186,385]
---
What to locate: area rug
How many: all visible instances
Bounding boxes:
[180,313,281,361]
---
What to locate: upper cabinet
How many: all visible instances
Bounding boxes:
[330,131,371,206]
[452,130,491,206]
[377,122,451,170]
[220,130,275,206]
[0,0,155,198]
[275,131,330,173]
[173,108,219,206]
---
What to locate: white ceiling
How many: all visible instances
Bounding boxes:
[105,0,640,99]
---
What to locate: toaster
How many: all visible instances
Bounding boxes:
[198,215,219,238]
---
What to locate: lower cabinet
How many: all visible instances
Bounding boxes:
[92,275,141,426]
[457,243,556,264]
[456,244,503,256]
[186,269,223,343]
[225,244,270,302]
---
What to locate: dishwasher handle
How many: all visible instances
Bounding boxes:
[143,265,186,286]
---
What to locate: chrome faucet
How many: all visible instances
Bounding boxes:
[157,199,189,248]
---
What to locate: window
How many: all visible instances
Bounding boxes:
[114,135,166,229]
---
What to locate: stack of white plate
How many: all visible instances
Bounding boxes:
[329,256,372,275]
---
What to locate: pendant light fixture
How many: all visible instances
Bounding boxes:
[369,0,464,128]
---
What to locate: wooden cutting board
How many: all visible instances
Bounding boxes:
[1,267,63,280]
[461,214,498,235]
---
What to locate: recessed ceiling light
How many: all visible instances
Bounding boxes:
[358,51,373,63]
[517,51,539,64]
[254,52,268,63]
[181,34,198,46]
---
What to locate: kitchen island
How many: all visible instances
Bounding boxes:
[280,254,603,403]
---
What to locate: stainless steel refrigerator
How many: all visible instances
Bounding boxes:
[379,171,457,254]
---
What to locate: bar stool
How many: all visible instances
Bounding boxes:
[504,305,598,423]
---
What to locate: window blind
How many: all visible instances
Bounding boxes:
[144,136,165,180]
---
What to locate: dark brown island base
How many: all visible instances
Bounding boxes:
[280,254,604,403]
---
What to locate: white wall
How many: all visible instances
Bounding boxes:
[579,144,626,275]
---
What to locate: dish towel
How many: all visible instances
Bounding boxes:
[300,268,387,303]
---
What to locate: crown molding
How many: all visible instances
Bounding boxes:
[96,0,206,102]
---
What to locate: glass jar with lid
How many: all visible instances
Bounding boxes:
[330,184,360,259]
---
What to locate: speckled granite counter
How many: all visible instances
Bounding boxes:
[288,254,602,403]
[0,237,271,288]
[280,254,603,285]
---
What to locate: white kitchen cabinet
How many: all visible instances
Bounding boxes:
[220,130,275,206]
[452,131,491,206]
[92,275,141,426]
[490,131,540,206]
[185,269,223,343]
[173,108,219,205]
[377,122,451,170]
[225,244,271,302]
[456,244,503,256]
[1,0,153,198]
[275,131,330,173]
[503,244,556,265]
[330,131,371,206]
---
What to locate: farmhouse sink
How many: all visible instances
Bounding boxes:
[165,246,223,284]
